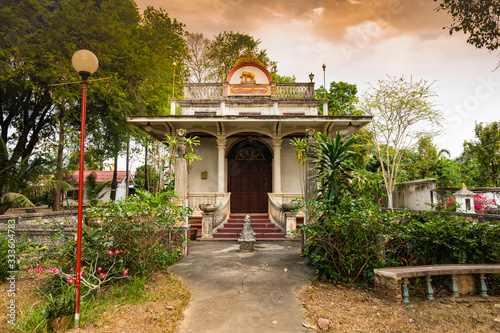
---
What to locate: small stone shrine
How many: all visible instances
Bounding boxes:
[238,214,256,252]
[453,183,476,214]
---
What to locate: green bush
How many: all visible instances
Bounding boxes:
[301,197,394,284]
[84,190,187,275]
[0,233,11,281]
[390,210,500,266]
[302,198,500,285]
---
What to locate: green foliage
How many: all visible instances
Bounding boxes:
[207,31,270,77]
[84,172,111,205]
[434,0,500,51]
[359,76,443,208]
[303,196,500,285]
[316,81,361,115]
[85,190,186,275]
[464,121,500,186]
[309,132,358,207]
[392,210,500,266]
[0,233,12,280]
[302,197,392,284]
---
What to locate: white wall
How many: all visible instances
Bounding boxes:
[281,138,303,194]
[189,137,218,193]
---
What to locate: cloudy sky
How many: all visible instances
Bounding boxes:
[136,0,500,158]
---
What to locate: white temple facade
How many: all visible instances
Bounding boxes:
[127,55,371,236]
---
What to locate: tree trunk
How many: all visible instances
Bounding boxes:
[110,153,118,201]
[53,107,65,211]
[144,143,148,191]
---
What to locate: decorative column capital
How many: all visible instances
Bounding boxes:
[176,129,187,157]
[217,138,226,147]
[272,139,282,148]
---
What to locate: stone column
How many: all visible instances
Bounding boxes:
[170,100,176,115]
[305,129,317,202]
[201,211,214,239]
[272,139,282,194]
[174,129,188,210]
[217,139,226,193]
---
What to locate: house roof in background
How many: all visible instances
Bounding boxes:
[69,171,130,184]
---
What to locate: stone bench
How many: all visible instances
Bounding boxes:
[374,264,500,303]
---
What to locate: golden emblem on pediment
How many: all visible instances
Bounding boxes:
[232,52,267,68]
[240,71,255,83]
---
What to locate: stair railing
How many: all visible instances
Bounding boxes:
[213,193,231,233]
[268,194,285,231]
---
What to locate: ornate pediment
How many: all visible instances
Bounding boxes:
[232,53,267,69]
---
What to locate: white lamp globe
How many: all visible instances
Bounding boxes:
[72,50,99,77]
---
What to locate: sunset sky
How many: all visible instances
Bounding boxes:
[136,0,500,158]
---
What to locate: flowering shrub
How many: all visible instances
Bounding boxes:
[435,197,458,212]
[474,194,496,214]
[27,249,130,299]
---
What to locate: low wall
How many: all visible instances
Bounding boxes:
[393,178,437,211]
[0,211,83,247]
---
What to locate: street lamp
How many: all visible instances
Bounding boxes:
[309,72,314,82]
[71,49,98,329]
[322,63,326,99]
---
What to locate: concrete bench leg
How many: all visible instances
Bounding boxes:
[479,274,489,297]
[402,278,410,304]
[425,276,434,301]
[451,274,459,297]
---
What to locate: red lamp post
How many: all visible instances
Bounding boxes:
[71,49,99,328]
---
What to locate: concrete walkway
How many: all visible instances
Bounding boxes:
[168,241,315,333]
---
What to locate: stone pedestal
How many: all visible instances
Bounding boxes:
[456,274,478,295]
[201,211,214,239]
[239,240,255,252]
[239,215,256,252]
[285,211,297,239]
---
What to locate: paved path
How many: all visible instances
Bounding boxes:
[168,241,315,333]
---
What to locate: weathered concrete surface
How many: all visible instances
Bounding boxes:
[168,241,315,333]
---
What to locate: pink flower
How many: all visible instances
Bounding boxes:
[114,250,120,254]
[123,269,129,276]
[83,266,87,269]
[81,272,85,276]
[33,268,39,272]
[70,268,74,273]
[100,273,106,279]
[108,250,114,255]
[97,267,102,272]
[146,285,150,290]
[26,269,32,274]
[67,277,75,284]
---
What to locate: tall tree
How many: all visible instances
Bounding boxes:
[359,76,443,209]
[434,0,500,51]
[316,81,360,115]
[207,31,270,77]
[185,32,216,83]
[464,121,500,186]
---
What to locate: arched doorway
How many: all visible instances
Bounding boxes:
[227,136,272,213]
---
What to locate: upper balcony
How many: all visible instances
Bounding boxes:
[183,82,316,101]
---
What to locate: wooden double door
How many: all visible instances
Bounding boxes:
[228,159,271,213]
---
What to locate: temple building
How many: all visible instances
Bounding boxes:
[127,55,371,240]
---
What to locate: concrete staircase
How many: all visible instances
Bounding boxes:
[208,213,286,241]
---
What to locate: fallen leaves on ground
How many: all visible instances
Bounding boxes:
[299,282,500,332]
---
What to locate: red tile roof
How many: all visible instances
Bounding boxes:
[69,171,129,184]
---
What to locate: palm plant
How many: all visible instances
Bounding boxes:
[309,132,358,209]
[0,139,72,214]
[84,172,111,206]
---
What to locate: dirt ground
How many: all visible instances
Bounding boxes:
[0,273,190,333]
[3,274,500,332]
[299,282,500,332]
